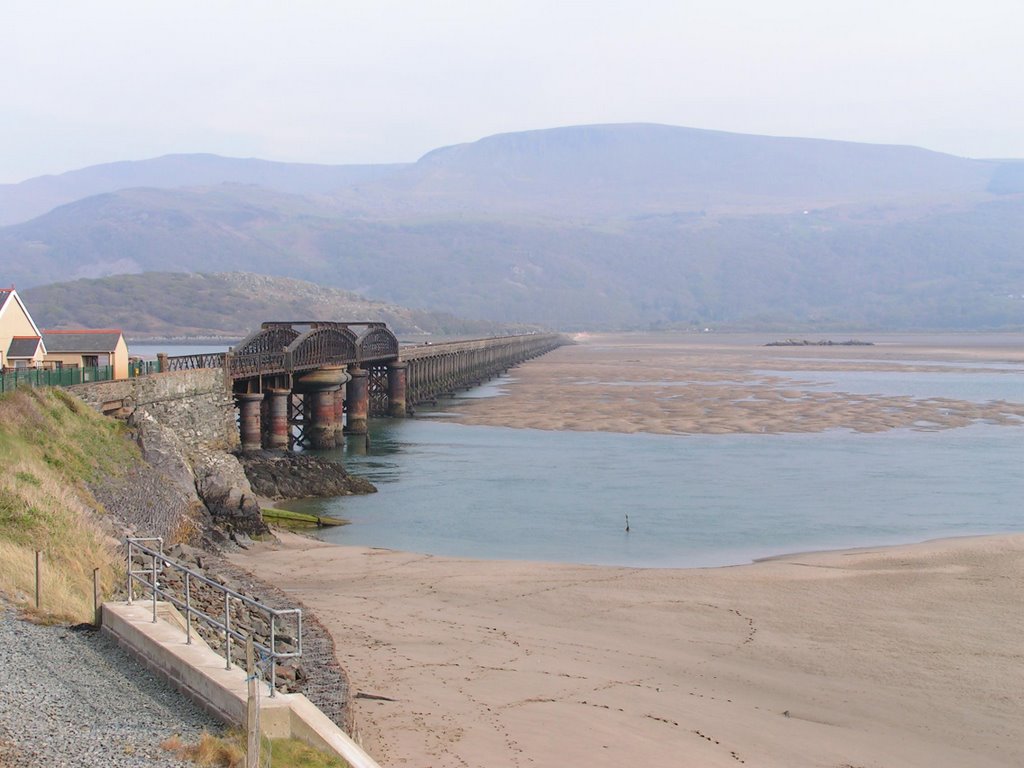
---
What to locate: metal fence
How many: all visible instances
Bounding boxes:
[0,359,170,393]
[0,365,116,393]
[126,537,302,696]
[129,360,162,377]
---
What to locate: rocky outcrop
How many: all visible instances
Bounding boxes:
[238,451,377,500]
[133,412,203,501]
[192,450,269,537]
[75,373,270,539]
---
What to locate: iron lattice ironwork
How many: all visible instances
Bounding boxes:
[229,325,301,378]
[287,393,307,449]
[356,327,399,363]
[227,322,398,381]
[286,326,359,372]
[165,352,226,371]
[367,364,389,415]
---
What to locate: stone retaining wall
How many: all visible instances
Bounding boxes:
[71,369,237,452]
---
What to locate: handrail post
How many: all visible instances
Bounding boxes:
[127,540,134,605]
[151,552,158,623]
[225,592,232,670]
[185,571,192,645]
[269,613,277,697]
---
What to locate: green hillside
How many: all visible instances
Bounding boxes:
[22,272,539,339]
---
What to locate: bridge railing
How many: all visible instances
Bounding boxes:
[164,352,227,372]
[226,351,285,378]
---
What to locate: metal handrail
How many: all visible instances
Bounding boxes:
[126,537,301,697]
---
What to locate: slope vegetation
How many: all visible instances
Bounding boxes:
[0,388,135,622]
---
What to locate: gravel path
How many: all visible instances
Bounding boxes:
[0,604,224,768]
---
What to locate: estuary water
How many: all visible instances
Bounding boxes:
[286,371,1024,568]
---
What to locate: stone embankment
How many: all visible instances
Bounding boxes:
[74,370,378,541]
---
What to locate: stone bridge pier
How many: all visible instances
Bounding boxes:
[293,364,350,449]
[344,366,369,436]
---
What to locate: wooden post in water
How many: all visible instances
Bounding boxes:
[246,637,260,768]
[34,550,42,609]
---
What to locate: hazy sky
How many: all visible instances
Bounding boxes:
[2,0,1021,183]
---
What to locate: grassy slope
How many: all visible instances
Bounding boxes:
[0,388,139,623]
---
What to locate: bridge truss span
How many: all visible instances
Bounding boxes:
[285,325,359,373]
[400,333,566,409]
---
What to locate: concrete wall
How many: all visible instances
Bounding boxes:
[103,601,381,768]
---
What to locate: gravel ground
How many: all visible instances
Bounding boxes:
[0,604,224,768]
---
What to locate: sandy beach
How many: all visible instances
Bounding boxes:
[231,333,1024,766]
[233,533,1024,767]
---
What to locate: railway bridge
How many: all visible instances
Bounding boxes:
[161,323,566,450]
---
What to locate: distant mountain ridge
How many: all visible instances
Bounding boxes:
[400,124,1004,215]
[0,154,408,226]
[2,123,1024,330]
[3,124,1016,227]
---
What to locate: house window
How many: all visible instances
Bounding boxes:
[83,355,100,368]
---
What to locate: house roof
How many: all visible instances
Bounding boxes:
[0,287,45,342]
[7,336,42,358]
[41,329,124,353]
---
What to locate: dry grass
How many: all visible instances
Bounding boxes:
[161,732,245,767]
[0,388,136,623]
[161,731,350,768]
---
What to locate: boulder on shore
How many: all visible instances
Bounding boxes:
[193,450,269,537]
[237,451,377,500]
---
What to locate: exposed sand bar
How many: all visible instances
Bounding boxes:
[446,332,1024,434]
[232,533,1024,767]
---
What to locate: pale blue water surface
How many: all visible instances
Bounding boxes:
[129,343,231,359]
[286,371,1024,568]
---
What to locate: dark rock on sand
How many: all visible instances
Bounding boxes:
[237,451,377,501]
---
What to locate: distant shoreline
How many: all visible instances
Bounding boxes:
[128,337,240,346]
